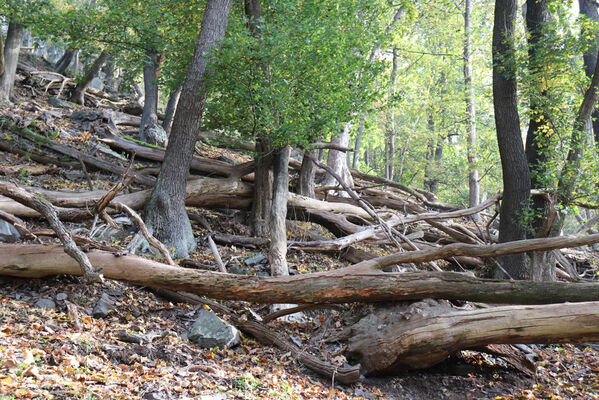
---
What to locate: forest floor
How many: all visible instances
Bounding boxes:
[1,61,599,399]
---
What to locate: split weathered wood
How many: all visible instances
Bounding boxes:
[207,235,226,273]
[346,301,599,375]
[3,234,599,304]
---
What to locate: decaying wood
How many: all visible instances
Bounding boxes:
[0,140,79,169]
[3,241,599,304]
[2,118,154,186]
[347,300,599,375]
[0,183,103,283]
[207,235,226,273]
[0,164,59,176]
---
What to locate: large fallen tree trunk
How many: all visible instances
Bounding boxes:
[346,300,599,375]
[3,237,599,304]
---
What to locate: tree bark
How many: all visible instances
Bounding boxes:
[4,236,599,304]
[0,30,4,77]
[70,52,109,105]
[139,49,165,145]
[269,146,290,276]
[162,85,181,136]
[0,22,24,103]
[352,115,364,169]
[144,0,233,259]
[297,149,316,198]
[493,0,531,280]
[251,138,273,236]
[55,49,75,76]
[579,0,599,142]
[323,123,354,197]
[384,47,398,181]
[347,301,599,375]
[463,0,480,218]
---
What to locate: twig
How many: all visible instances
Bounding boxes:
[0,181,103,283]
[263,304,344,323]
[112,201,175,266]
[77,155,94,191]
[207,235,226,273]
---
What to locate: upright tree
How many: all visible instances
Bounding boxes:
[492,0,531,279]
[0,21,24,103]
[143,0,233,258]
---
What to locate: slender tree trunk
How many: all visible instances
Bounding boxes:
[324,123,354,197]
[103,56,120,94]
[298,148,316,198]
[269,146,290,276]
[0,22,24,103]
[579,0,599,143]
[55,49,75,75]
[352,115,364,169]
[0,30,4,77]
[144,0,233,258]
[464,0,480,218]
[162,85,182,136]
[524,0,555,281]
[70,52,109,105]
[493,0,531,280]
[251,138,273,236]
[139,49,166,146]
[424,114,443,195]
[72,50,80,76]
[385,47,398,181]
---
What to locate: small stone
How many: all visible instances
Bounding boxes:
[244,254,266,266]
[354,388,375,400]
[255,271,270,277]
[56,293,68,301]
[92,293,115,318]
[0,220,20,243]
[142,392,167,400]
[48,96,73,109]
[34,298,56,309]
[186,309,240,349]
[228,264,249,275]
[70,110,99,122]
[288,268,298,275]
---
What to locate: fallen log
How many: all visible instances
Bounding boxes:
[347,300,599,375]
[3,241,599,304]
[99,136,247,178]
[2,118,154,186]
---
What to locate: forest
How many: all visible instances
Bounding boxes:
[1,0,599,398]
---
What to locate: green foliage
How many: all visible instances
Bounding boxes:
[204,0,389,148]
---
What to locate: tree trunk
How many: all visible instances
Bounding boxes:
[4,237,599,304]
[143,0,233,259]
[385,47,398,181]
[162,85,182,136]
[55,49,75,75]
[323,123,354,197]
[251,138,273,236]
[139,49,166,146]
[463,0,480,218]
[493,0,531,280]
[298,149,316,198]
[70,52,109,105]
[579,0,599,143]
[352,115,364,169]
[103,56,120,93]
[0,22,24,103]
[347,301,599,375]
[269,146,290,276]
[424,116,444,195]
[0,30,4,77]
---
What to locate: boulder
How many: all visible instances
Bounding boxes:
[185,309,240,349]
[34,298,56,309]
[0,220,20,243]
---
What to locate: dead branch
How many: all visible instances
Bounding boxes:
[0,182,103,283]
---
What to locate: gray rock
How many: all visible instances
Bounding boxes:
[354,388,375,400]
[142,392,167,400]
[245,254,266,267]
[70,110,100,122]
[92,293,115,318]
[144,124,168,147]
[0,220,20,243]
[228,264,250,275]
[48,96,73,109]
[56,293,68,301]
[255,271,270,277]
[186,309,240,349]
[35,298,56,309]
